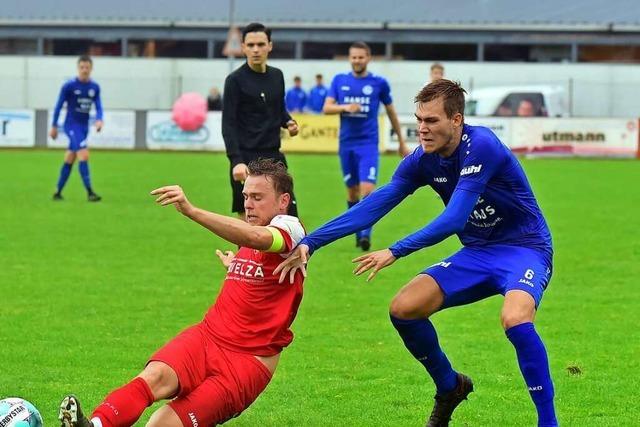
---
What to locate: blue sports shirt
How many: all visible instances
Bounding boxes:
[307,84,328,113]
[285,87,307,112]
[328,72,392,147]
[52,78,103,128]
[300,124,552,257]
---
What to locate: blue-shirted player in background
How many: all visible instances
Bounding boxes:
[323,42,408,251]
[277,80,558,426]
[51,55,103,202]
[307,74,328,114]
[285,76,307,113]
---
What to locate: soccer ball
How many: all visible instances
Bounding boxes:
[0,398,43,427]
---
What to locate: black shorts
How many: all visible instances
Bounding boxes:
[229,151,298,216]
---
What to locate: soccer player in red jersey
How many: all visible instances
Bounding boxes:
[58,159,305,427]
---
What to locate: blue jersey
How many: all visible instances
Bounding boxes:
[328,72,392,147]
[301,124,552,256]
[52,78,103,129]
[285,87,307,112]
[307,84,328,113]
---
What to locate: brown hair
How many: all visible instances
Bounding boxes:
[415,79,466,119]
[349,41,371,55]
[247,158,293,197]
[430,62,444,72]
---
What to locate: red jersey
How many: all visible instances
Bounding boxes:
[203,215,306,356]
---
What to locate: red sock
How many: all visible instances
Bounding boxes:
[91,377,155,427]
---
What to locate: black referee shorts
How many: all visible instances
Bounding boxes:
[229,150,298,217]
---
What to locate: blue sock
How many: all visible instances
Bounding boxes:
[506,323,557,427]
[78,161,93,194]
[347,200,362,240]
[390,315,458,394]
[56,162,73,193]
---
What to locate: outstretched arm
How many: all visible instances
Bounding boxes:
[151,185,279,251]
[351,188,479,281]
[391,188,479,257]
[301,177,417,254]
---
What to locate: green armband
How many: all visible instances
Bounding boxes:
[266,227,285,253]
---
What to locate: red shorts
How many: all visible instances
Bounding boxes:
[149,323,273,426]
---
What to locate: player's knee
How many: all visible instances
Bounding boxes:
[500,309,532,330]
[389,295,423,320]
[139,362,178,399]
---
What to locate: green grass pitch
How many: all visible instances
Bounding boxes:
[1,150,638,426]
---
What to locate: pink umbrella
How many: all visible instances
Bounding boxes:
[172,93,207,131]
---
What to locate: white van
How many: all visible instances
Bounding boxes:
[465,85,569,117]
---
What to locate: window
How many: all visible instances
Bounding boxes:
[44,39,121,56]
[392,43,476,61]
[128,40,207,58]
[0,38,38,55]
[578,45,640,63]
[302,42,385,59]
[484,44,570,62]
[494,93,546,117]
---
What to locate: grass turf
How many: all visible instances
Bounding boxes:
[1,150,638,426]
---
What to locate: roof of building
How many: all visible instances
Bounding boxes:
[3,0,640,31]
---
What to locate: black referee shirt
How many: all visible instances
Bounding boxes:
[222,62,293,167]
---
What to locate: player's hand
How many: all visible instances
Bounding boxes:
[343,103,361,113]
[398,140,411,158]
[352,249,396,282]
[215,249,235,268]
[287,120,299,137]
[150,185,194,216]
[232,163,249,182]
[95,120,104,133]
[274,244,310,284]
[49,127,58,140]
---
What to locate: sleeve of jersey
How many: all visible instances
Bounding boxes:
[389,188,480,258]
[94,85,104,121]
[52,83,67,127]
[327,76,339,100]
[280,72,293,128]
[221,76,243,167]
[380,78,393,105]
[300,154,423,254]
[456,134,505,194]
[265,215,306,253]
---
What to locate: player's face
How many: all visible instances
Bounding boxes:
[243,175,289,226]
[430,68,444,82]
[415,97,463,156]
[242,32,272,67]
[349,47,370,76]
[77,61,92,81]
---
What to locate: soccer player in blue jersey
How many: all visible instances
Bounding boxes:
[307,74,328,113]
[285,76,307,113]
[50,55,103,202]
[277,79,558,426]
[323,42,409,251]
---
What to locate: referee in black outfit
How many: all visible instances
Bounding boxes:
[222,22,299,217]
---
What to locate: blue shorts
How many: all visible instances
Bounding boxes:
[64,125,89,152]
[338,145,379,187]
[423,245,553,308]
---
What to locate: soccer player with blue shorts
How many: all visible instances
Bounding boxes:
[277,80,558,426]
[51,55,103,202]
[323,42,409,251]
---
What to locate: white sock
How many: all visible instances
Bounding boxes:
[91,417,103,427]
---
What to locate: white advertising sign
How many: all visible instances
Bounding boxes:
[146,111,224,151]
[0,110,35,147]
[508,117,638,157]
[386,115,638,158]
[48,110,136,149]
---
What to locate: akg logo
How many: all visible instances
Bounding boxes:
[362,85,373,95]
[149,121,209,143]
